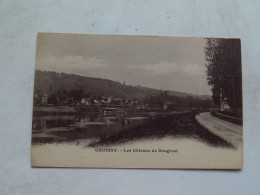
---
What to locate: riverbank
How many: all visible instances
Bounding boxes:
[33,105,184,116]
[196,112,242,148]
[89,112,232,148]
[211,111,243,125]
[32,111,231,149]
[33,106,78,115]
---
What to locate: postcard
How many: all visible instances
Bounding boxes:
[31,33,243,169]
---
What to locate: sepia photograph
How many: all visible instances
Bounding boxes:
[31,33,243,169]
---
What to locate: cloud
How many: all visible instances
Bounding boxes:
[37,33,207,68]
[36,55,107,72]
[129,61,206,76]
[35,34,211,95]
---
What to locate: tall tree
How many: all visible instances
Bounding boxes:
[205,38,242,114]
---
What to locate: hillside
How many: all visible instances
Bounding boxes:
[33,70,211,101]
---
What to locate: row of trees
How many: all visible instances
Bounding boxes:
[36,88,140,106]
[48,89,85,104]
[143,93,216,110]
[205,38,242,115]
[35,87,216,110]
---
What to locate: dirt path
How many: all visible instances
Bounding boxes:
[196,112,243,148]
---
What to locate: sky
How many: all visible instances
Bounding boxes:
[36,33,212,95]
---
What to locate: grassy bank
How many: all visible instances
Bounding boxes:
[33,106,77,115]
[90,112,232,148]
[33,105,182,116]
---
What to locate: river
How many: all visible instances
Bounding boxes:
[31,112,242,169]
[32,112,150,145]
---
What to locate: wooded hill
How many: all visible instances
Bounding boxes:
[34,70,214,107]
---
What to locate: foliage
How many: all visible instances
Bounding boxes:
[205,38,242,112]
[143,95,164,108]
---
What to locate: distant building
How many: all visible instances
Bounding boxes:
[101,99,109,104]
[85,98,91,106]
[164,91,175,109]
[81,98,86,104]
[81,98,92,106]
[113,98,122,105]
[220,97,230,111]
[107,97,113,103]
[41,93,48,104]
[164,100,175,109]
[94,99,102,106]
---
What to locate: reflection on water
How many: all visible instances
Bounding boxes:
[32,115,77,130]
[32,113,149,144]
[32,112,232,149]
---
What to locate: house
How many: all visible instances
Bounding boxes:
[101,99,109,104]
[85,98,91,106]
[164,100,175,109]
[41,93,48,105]
[94,99,102,106]
[113,98,122,105]
[220,97,230,111]
[107,97,113,103]
[130,100,138,106]
[81,97,92,106]
[81,98,86,104]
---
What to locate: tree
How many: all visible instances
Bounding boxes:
[143,95,164,108]
[56,89,69,101]
[69,89,84,102]
[205,38,242,114]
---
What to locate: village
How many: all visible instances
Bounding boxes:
[33,90,178,110]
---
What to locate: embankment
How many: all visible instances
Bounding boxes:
[211,112,242,125]
[33,106,77,115]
